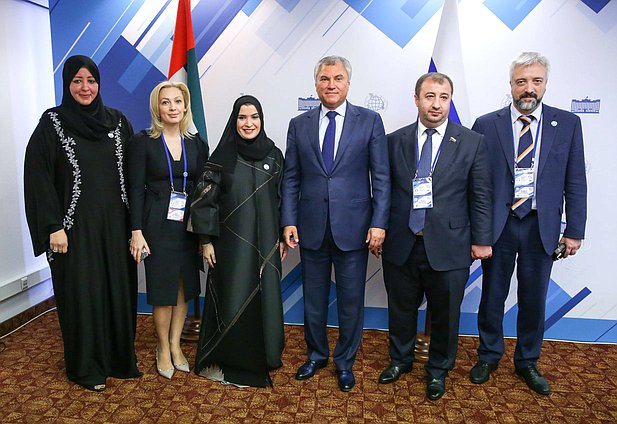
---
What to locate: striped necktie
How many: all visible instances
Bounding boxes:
[512,115,534,218]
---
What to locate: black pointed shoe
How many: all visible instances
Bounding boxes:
[516,365,551,395]
[378,363,412,384]
[426,377,446,400]
[295,360,327,380]
[337,370,355,392]
[469,360,498,384]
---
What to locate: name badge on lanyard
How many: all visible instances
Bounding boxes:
[514,168,534,199]
[412,128,443,210]
[167,191,187,221]
[413,177,433,209]
[161,134,188,222]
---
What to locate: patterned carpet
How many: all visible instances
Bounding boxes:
[0,311,616,423]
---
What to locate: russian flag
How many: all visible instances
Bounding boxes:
[169,0,208,142]
[429,0,469,126]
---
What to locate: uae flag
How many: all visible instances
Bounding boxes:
[169,0,208,142]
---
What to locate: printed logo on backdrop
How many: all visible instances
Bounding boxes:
[298,96,321,111]
[365,93,387,112]
[571,97,600,114]
[501,94,513,108]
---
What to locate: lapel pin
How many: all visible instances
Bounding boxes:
[263,163,270,171]
[449,137,457,143]
[551,121,557,127]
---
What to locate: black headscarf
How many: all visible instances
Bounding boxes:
[56,55,119,139]
[208,95,274,191]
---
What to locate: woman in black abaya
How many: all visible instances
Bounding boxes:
[24,55,141,391]
[189,95,285,387]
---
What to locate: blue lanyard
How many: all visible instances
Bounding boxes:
[160,134,188,194]
[514,113,542,168]
[415,126,444,177]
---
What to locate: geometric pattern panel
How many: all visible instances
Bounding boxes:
[344,0,444,47]
[581,0,611,13]
[483,0,541,30]
[98,37,166,131]
[242,0,263,16]
[274,263,613,341]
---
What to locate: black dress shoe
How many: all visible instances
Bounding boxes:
[426,377,445,400]
[378,363,412,384]
[295,360,327,380]
[337,370,355,392]
[516,365,551,395]
[469,360,498,384]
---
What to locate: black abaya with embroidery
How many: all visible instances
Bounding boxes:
[24,56,140,390]
[24,110,141,389]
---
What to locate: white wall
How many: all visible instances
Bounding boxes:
[0,0,54,313]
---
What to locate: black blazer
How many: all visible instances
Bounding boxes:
[127,130,208,241]
[382,121,492,271]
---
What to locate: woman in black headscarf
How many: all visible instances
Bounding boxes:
[24,55,141,391]
[188,95,285,387]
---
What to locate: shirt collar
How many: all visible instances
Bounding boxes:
[417,119,449,138]
[320,101,347,120]
[510,102,543,124]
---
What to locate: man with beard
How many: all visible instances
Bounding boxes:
[469,52,587,395]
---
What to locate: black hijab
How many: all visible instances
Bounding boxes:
[56,55,118,139]
[208,95,274,190]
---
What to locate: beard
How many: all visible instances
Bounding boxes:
[515,92,542,112]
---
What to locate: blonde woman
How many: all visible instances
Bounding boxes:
[127,81,207,379]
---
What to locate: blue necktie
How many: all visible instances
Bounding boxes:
[512,115,534,218]
[409,128,436,234]
[322,111,337,172]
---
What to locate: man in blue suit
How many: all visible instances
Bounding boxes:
[469,52,587,395]
[281,55,390,392]
[379,72,492,400]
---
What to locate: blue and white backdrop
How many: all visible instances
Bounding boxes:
[48,0,617,343]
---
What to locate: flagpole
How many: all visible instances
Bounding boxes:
[168,0,208,341]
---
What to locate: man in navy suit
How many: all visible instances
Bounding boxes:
[281,55,390,392]
[379,72,492,400]
[469,52,587,395]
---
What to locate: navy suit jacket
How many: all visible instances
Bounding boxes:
[281,102,390,251]
[382,121,492,271]
[472,104,587,255]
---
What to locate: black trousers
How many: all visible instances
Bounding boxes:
[383,237,469,379]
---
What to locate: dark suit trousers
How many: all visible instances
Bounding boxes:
[383,237,468,379]
[478,213,553,368]
[299,222,368,371]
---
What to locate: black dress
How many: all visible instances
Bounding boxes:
[24,108,141,388]
[189,146,285,387]
[127,130,207,305]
